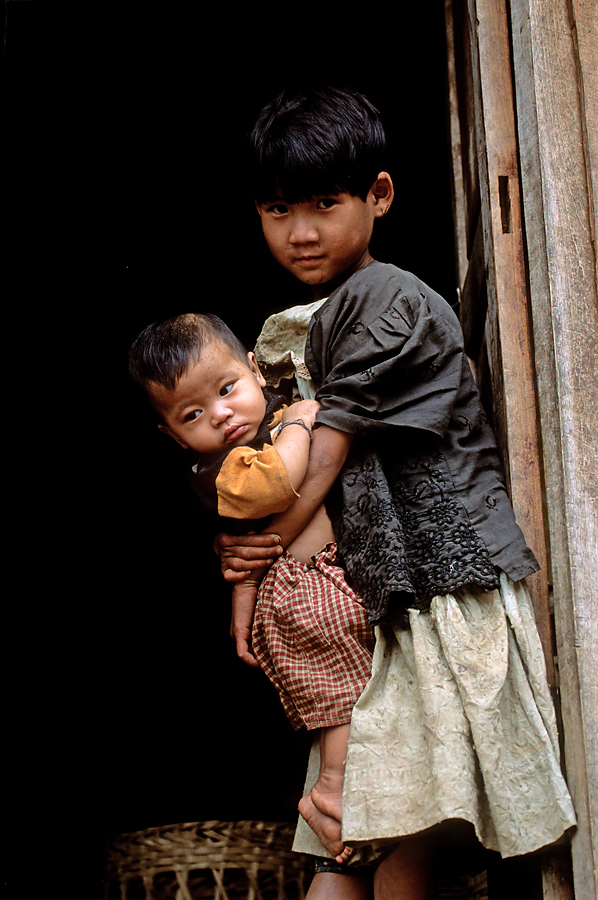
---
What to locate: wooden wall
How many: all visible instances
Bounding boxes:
[445,0,597,896]
[509,1,598,896]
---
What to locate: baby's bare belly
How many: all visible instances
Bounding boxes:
[286,503,335,564]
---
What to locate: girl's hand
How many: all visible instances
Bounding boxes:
[282,399,320,431]
[213,531,282,583]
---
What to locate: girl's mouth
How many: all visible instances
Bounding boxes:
[295,255,324,266]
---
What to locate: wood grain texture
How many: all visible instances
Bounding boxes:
[510,0,598,896]
[467,0,553,675]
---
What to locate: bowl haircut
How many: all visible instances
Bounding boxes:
[249,84,388,205]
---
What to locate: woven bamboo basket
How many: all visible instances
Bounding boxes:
[103,820,311,900]
[103,819,489,900]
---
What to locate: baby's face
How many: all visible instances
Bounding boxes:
[151,344,267,454]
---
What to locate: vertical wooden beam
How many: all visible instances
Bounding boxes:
[445,0,470,293]
[569,0,598,255]
[466,0,553,678]
[509,1,598,896]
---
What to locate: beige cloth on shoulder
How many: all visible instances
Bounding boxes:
[254,298,327,400]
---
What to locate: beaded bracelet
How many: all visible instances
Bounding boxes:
[276,419,313,441]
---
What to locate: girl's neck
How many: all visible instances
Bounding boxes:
[311,253,375,301]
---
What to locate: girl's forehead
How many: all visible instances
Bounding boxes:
[258,174,348,205]
[263,189,352,207]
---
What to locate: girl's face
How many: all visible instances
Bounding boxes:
[256,174,393,299]
[151,345,267,455]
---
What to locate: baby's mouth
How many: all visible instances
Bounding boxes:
[224,423,248,443]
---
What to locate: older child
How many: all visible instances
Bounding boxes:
[215,85,576,900]
[128,313,374,867]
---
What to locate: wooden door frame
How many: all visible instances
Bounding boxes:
[445,0,598,896]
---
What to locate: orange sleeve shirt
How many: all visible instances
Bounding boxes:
[214,409,299,519]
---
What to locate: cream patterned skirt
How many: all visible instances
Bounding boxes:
[293,573,576,861]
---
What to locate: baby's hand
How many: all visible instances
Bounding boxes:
[231,580,262,667]
[282,399,320,431]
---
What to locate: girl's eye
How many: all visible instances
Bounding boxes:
[220,382,234,396]
[269,203,288,216]
[316,198,337,210]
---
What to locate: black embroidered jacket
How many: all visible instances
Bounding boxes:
[305,262,539,623]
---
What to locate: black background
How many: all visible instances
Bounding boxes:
[5,4,456,895]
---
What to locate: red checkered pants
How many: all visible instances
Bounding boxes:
[251,543,375,731]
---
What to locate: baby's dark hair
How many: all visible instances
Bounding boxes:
[128,313,249,392]
[249,84,387,204]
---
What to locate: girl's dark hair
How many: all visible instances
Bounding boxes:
[128,313,249,392]
[249,84,387,204]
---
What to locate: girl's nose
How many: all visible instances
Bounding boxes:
[289,214,319,244]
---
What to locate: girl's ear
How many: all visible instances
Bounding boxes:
[248,351,267,388]
[157,423,189,449]
[371,172,394,217]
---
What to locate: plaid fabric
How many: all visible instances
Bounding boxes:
[252,543,375,730]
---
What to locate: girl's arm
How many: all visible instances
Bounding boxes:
[215,424,353,582]
[269,423,353,547]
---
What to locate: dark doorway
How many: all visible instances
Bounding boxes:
[5,4,455,893]
[90,5,456,834]
[103,12,455,826]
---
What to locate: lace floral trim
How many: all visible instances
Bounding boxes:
[330,442,499,622]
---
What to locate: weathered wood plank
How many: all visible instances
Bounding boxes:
[450,0,481,257]
[509,0,598,896]
[570,0,598,251]
[541,853,576,900]
[466,0,553,677]
[444,0,470,293]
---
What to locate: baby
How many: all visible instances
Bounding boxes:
[129,312,374,863]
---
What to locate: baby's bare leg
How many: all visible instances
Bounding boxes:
[298,723,352,864]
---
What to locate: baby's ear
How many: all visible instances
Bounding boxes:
[157,423,189,449]
[248,351,267,388]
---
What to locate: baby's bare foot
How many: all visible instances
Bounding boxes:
[298,792,353,864]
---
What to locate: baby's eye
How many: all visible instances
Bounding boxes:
[220,382,234,396]
[185,409,202,422]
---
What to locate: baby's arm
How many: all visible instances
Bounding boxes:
[225,399,321,665]
[272,399,320,491]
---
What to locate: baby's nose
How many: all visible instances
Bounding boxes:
[212,399,232,424]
